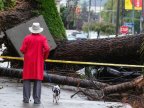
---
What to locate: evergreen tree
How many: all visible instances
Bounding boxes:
[38,0,66,39]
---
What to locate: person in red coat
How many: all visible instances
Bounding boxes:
[20,22,50,104]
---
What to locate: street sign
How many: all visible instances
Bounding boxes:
[120,26,129,34]
[125,0,142,10]
[124,22,134,28]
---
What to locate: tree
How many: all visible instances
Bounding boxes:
[60,0,98,30]
[60,5,75,29]
[0,67,108,88]
[75,1,88,30]
[0,0,144,67]
[38,0,66,39]
[82,21,115,38]
[63,0,80,29]
[50,34,143,66]
[60,6,68,28]
[101,0,117,23]
[123,10,141,33]
[0,0,66,40]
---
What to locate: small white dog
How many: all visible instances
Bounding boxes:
[52,85,60,103]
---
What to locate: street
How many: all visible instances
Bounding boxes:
[0,77,132,108]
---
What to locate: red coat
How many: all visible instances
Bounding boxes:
[20,33,50,80]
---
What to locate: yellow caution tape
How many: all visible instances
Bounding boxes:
[0,56,24,61]
[0,56,144,68]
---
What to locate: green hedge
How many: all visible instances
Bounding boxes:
[39,0,66,40]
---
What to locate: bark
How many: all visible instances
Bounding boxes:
[3,34,144,71]
[0,67,108,88]
[103,75,144,95]
[0,67,144,99]
[0,0,36,31]
[0,0,38,62]
[71,75,144,100]
[51,34,144,64]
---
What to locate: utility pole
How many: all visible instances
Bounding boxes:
[140,0,143,33]
[111,0,114,24]
[115,0,120,37]
[88,0,91,38]
[95,0,96,14]
[132,0,135,34]
[121,0,124,26]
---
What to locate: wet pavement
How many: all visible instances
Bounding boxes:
[0,77,132,108]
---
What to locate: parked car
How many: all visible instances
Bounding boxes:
[75,33,87,40]
[67,34,76,40]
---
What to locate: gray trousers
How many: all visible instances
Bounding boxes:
[23,80,42,103]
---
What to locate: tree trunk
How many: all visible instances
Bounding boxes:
[3,34,144,71]
[71,75,144,100]
[0,0,36,31]
[0,67,108,88]
[52,34,144,64]
[103,75,144,95]
[0,0,66,39]
[1,67,143,96]
[0,0,144,66]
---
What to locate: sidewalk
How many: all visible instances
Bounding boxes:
[0,77,132,108]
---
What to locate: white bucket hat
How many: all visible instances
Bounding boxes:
[29,22,43,33]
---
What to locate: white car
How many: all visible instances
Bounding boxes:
[76,33,87,40]
[67,34,76,40]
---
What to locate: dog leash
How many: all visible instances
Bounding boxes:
[44,63,52,83]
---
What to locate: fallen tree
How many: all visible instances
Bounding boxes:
[0,67,143,96]
[46,34,144,71]
[0,0,144,66]
[2,34,144,71]
[0,0,66,39]
[70,75,144,102]
[0,1,144,108]
[0,0,36,31]
[52,34,144,64]
[103,75,144,95]
[0,67,108,88]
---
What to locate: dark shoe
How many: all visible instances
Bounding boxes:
[34,101,41,104]
[23,100,29,103]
